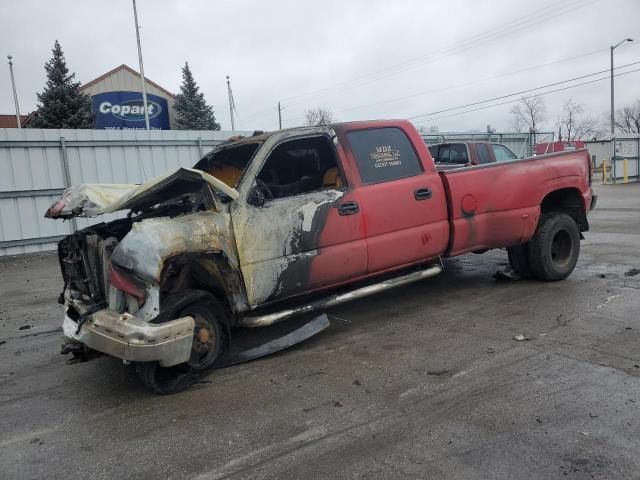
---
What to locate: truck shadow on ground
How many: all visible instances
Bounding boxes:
[55,253,518,397]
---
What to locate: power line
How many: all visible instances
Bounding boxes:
[278,0,597,106]
[283,59,635,126]
[243,0,598,123]
[408,61,640,120]
[412,67,640,124]
[335,48,612,115]
[282,1,585,103]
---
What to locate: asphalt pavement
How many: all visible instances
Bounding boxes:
[1,181,639,480]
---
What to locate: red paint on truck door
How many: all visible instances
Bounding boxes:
[338,123,449,273]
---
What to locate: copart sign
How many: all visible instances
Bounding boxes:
[92,91,170,130]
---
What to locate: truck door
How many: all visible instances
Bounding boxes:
[230,134,367,307]
[340,125,450,273]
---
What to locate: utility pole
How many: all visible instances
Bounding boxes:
[277,101,282,129]
[610,38,633,137]
[226,76,235,131]
[7,56,21,128]
[132,0,150,130]
[610,46,615,137]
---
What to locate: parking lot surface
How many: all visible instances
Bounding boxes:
[1,181,639,480]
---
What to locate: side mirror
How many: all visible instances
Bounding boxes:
[247,186,266,207]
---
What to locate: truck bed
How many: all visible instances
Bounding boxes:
[439,149,593,256]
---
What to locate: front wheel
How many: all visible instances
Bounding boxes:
[137,297,227,395]
[528,213,580,281]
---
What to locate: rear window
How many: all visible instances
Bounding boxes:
[435,144,468,164]
[492,144,518,162]
[347,127,423,184]
[475,144,492,164]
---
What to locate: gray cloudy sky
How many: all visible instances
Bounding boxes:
[1,0,639,132]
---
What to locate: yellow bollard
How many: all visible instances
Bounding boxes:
[623,159,629,184]
[603,159,608,183]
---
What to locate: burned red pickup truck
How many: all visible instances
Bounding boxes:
[48,120,595,393]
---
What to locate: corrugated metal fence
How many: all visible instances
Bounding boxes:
[0,128,246,256]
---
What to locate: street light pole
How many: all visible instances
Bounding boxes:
[132,0,150,130]
[610,38,633,137]
[7,56,21,128]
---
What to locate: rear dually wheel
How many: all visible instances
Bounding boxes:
[528,213,581,281]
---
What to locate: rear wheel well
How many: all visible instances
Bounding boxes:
[540,188,588,232]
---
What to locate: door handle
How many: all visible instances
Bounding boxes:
[414,187,433,201]
[338,201,359,216]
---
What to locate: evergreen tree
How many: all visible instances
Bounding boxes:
[30,40,94,129]
[173,62,220,130]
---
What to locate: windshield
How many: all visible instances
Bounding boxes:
[193,142,261,188]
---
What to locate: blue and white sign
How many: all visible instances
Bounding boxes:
[92,91,170,130]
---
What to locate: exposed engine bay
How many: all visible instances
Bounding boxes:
[58,181,216,325]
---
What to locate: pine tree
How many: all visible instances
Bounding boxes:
[29,41,94,129]
[173,62,220,130]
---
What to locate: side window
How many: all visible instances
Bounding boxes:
[437,146,451,162]
[492,144,518,162]
[347,127,423,184]
[447,144,469,164]
[256,136,343,200]
[430,144,468,164]
[475,144,492,164]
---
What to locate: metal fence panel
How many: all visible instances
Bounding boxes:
[584,141,611,168]
[0,128,248,256]
[610,137,640,183]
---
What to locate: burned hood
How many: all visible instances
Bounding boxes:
[110,211,238,283]
[45,167,239,219]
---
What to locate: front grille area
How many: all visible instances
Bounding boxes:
[58,232,118,305]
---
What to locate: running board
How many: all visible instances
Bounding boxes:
[240,263,443,328]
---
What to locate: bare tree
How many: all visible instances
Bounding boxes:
[557,98,604,141]
[509,96,546,133]
[304,107,334,126]
[615,100,640,134]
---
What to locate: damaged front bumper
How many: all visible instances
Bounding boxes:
[62,309,195,367]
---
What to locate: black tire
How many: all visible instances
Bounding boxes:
[137,297,227,395]
[136,362,199,396]
[507,244,533,279]
[528,213,580,281]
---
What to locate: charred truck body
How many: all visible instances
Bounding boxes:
[48,120,596,393]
